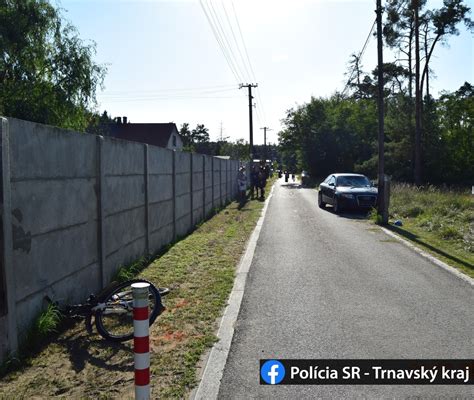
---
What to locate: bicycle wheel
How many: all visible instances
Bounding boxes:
[95,279,163,342]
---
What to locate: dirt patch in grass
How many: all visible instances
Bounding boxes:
[0,185,270,399]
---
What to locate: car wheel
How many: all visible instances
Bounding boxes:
[318,192,326,208]
[333,197,342,214]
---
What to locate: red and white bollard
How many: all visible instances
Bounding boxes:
[132,282,150,400]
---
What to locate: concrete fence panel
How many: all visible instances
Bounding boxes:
[7,118,101,336]
[192,153,204,226]
[102,138,147,283]
[148,146,174,254]
[0,117,244,363]
[204,155,213,216]
[174,151,191,238]
[213,158,221,208]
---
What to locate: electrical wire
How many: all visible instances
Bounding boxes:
[199,0,242,83]
[207,0,245,83]
[341,18,377,96]
[99,94,246,103]
[199,0,269,129]
[99,84,238,97]
[221,1,253,84]
[230,0,268,127]
[100,87,240,99]
[342,0,408,96]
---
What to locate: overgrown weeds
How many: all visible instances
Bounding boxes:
[389,183,473,276]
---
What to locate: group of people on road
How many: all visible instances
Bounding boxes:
[237,162,269,202]
[277,169,295,183]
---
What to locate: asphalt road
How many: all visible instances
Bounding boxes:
[218,178,474,399]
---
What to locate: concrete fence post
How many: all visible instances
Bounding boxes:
[211,157,214,210]
[132,282,151,400]
[202,156,206,218]
[144,144,150,255]
[225,161,229,203]
[96,135,106,289]
[0,117,18,356]
[172,150,177,241]
[219,160,222,207]
[190,154,193,230]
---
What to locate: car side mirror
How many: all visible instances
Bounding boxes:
[329,182,335,187]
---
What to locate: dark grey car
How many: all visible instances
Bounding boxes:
[318,173,377,213]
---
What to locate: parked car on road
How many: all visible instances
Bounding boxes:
[318,173,377,213]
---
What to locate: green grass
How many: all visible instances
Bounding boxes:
[0,181,273,399]
[0,303,63,378]
[388,183,474,277]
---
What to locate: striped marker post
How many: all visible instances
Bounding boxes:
[132,282,150,400]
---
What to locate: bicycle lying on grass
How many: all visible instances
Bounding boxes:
[46,279,170,342]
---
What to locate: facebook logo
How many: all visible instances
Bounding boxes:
[261,360,285,385]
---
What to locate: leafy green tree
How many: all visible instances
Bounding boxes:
[179,122,195,151]
[429,82,474,183]
[0,0,106,131]
[192,124,210,144]
[383,0,472,183]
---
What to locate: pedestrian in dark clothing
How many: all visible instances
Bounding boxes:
[250,166,258,198]
[257,166,267,199]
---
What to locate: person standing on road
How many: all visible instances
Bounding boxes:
[257,165,267,199]
[237,166,247,201]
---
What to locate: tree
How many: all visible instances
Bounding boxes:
[86,110,114,136]
[384,0,473,184]
[192,124,210,143]
[0,0,106,131]
[179,122,194,151]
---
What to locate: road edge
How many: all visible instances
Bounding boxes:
[191,185,275,400]
[380,226,474,287]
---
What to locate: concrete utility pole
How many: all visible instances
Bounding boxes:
[376,0,389,224]
[260,127,272,161]
[239,83,258,160]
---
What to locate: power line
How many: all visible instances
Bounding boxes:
[100,84,238,96]
[200,1,268,129]
[231,0,257,82]
[342,0,409,96]
[220,1,253,84]
[230,0,268,125]
[342,18,377,96]
[100,87,240,99]
[99,94,245,103]
[199,0,241,83]
[206,0,244,82]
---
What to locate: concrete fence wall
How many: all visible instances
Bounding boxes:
[0,117,242,363]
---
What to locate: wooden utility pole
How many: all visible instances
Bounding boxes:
[376,0,388,224]
[260,126,271,161]
[239,83,258,160]
[414,0,422,185]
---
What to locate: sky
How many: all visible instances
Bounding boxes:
[60,0,473,144]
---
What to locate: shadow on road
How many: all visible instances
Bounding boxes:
[320,205,371,220]
[280,182,302,189]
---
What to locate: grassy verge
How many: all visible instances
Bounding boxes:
[0,182,272,399]
[388,183,473,278]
